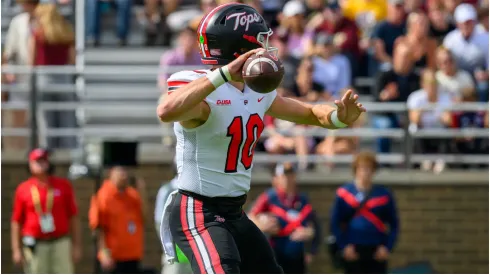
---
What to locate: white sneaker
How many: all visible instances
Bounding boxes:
[421,160,433,172]
[433,159,446,174]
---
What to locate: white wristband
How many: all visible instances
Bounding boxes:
[206,66,232,88]
[330,110,348,128]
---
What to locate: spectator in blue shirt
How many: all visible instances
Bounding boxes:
[369,0,406,75]
[249,163,319,274]
[311,33,352,99]
[330,151,399,274]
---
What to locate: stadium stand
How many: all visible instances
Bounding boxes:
[1,1,489,274]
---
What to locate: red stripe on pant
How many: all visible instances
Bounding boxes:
[194,199,225,274]
[180,195,206,273]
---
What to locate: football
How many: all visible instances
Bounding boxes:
[242,51,285,94]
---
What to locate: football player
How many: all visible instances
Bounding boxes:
[157,3,366,274]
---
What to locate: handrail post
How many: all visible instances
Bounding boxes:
[405,121,414,171]
[29,68,38,150]
[75,0,86,150]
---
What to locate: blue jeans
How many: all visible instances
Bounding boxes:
[372,114,399,153]
[85,0,132,41]
[476,81,489,102]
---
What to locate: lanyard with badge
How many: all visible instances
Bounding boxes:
[31,185,56,234]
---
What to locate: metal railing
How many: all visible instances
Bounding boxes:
[2,65,488,165]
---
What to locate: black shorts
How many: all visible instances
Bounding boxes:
[169,190,284,274]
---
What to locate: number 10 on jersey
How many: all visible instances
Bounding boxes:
[225,114,264,173]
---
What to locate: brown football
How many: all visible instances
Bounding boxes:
[242,51,285,94]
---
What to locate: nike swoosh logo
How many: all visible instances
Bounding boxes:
[258,96,265,102]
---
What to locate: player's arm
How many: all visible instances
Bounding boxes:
[267,96,337,129]
[157,76,215,123]
[266,90,366,129]
[157,49,261,124]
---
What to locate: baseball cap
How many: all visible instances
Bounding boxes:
[283,0,305,17]
[454,3,477,23]
[29,148,49,161]
[275,162,298,176]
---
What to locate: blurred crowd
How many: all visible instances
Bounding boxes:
[157,0,489,172]
[2,0,489,173]
[2,1,486,274]
[2,0,77,151]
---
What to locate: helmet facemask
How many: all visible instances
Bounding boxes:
[257,29,278,59]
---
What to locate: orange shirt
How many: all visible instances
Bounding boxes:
[11,176,78,239]
[89,180,144,261]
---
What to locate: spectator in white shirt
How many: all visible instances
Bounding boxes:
[3,0,40,99]
[408,69,453,129]
[435,47,475,99]
[407,69,453,173]
[311,33,351,99]
[443,3,489,101]
[2,0,40,151]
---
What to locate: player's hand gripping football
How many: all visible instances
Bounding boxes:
[334,89,366,125]
[226,48,263,82]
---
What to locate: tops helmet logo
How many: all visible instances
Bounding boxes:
[226,12,261,31]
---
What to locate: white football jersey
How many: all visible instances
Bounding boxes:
[167,70,277,197]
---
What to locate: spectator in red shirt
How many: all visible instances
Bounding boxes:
[30,3,77,149]
[308,1,360,59]
[11,148,82,274]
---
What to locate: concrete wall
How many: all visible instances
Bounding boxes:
[1,163,488,274]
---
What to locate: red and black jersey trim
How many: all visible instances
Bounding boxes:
[167,80,191,94]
